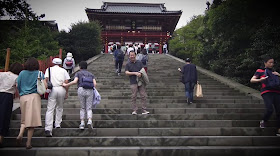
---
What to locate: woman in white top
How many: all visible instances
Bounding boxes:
[0,63,23,146]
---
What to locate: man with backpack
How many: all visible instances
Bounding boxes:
[114,44,125,76]
[136,49,149,73]
[63,52,75,75]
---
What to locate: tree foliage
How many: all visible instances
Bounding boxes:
[0,0,45,20]
[0,21,60,65]
[169,0,279,88]
[56,21,102,63]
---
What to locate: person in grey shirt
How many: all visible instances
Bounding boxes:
[125,51,149,115]
[63,61,96,130]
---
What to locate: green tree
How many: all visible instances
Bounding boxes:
[1,21,60,64]
[57,21,102,63]
[0,0,45,20]
[170,15,204,64]
[170,0,280,88]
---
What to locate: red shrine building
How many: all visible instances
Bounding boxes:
[85,2,182,53]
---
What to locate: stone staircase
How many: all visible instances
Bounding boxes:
[1,54,280,156]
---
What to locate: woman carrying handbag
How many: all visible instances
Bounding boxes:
[16,57,47,149]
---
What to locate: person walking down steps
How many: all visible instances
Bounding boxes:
[250,56,280,136]
[114,44,125,76]
[63,61,97,130]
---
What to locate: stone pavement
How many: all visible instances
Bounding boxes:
[1,54,280,156]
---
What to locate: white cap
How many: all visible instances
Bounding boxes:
[52,58,62,65]
[66,52,73,58]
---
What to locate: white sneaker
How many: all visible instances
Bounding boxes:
[142,110,150,115]
[79,122,85,130]
[55,125,61,129]
[87,120,93,129]
[132,111,137,115]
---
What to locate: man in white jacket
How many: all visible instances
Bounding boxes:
[45,58,70,137]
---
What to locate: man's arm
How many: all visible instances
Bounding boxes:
[125,71,141,77]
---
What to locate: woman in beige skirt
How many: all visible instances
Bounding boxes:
[16,57,47,149]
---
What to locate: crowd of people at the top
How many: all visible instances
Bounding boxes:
[108,42,168,55]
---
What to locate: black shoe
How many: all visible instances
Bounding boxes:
[45,130,52,137]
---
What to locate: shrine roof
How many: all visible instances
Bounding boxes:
[86,2,182,15]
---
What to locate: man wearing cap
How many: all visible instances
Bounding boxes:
[63,52,75,75]
[44,58,70,137]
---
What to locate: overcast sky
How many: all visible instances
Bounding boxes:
[28,0,208,32]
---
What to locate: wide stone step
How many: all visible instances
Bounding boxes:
[12,113,271,120]
[38,103,264,109]
[41,99,262,105]
[24,108,267,115]
[9,120,278,128]
[1,146,280,156]
[7,127,278,137]
[68,91,246,96]
[3,136,280,147]
[63,96,252,101]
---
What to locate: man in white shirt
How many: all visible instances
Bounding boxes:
[126,44,135,55]
[163,43,168,54]
[44,58,70,137]
[145,43,149,54]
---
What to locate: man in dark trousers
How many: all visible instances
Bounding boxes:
[125,51,149,115]
[114,44,125,76]
[178,58,197,104]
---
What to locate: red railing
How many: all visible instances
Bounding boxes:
[1,48,62,73]
[1,48,63,99]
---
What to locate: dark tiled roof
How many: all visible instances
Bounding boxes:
[86,2,182,14]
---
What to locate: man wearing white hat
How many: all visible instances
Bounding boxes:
[44,58,70,137]
[63,52,75,74]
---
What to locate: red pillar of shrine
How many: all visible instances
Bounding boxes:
[159,44,163,54]
[105,43,108,53]
[159,37,163,54]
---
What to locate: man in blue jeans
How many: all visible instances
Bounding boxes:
[178,58,197,104]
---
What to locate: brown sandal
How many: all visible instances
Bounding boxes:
[26,145,32,149]
[16,136,22,146]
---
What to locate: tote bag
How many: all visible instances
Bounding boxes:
[196,83,203,97]
[37,71,46,95]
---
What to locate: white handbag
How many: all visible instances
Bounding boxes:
[37,71,46,95]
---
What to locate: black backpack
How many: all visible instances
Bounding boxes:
[80,75,94,89]
[116,49,124,60]
[265,69,280,89]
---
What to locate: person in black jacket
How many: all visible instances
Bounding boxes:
[178,58,197,104]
